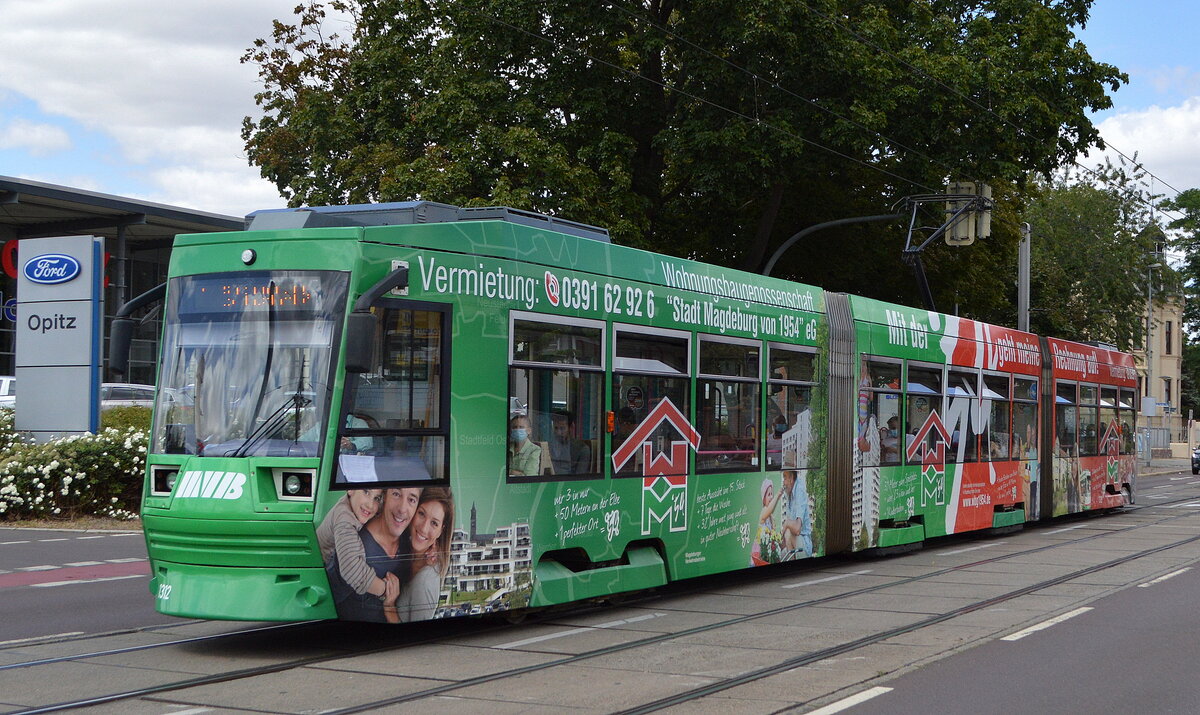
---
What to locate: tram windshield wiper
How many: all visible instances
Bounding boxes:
[227,390,313,458]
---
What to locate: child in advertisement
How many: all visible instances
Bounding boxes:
[316,488,391,599]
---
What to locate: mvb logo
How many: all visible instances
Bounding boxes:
[174,471,247,500]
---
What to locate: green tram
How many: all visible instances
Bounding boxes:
[111,202,1138,622]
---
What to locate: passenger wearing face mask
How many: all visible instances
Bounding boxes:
[508,414,542,476]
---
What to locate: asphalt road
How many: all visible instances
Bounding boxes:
[0,527,179,644]
[841,554,1200,715]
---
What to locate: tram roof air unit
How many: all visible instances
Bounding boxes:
[245,200,610,243]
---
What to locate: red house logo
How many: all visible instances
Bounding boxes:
[612,398,701,535]
[906,411,950,507]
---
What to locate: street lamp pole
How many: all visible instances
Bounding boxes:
[1145,262,1162,463]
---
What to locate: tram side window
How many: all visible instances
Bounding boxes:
[947,369,978,462]
[1078,384,1099,456]
[1099,387,1120,455]
[336,305,448,485]
[860,358,901,467]
[507,318,603,480]
[612,329,690,477]
[982,374,1010,461]
[696,338,760,472]
[1013,377,1038,461]
[1055,382,1078,456]
[1119,388,1137,454]
[767,346,818,470]
[905,366,943,464]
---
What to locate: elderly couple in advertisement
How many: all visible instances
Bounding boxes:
[318,486,454,623]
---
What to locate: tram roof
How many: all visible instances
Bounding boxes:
[246,201,611,243]
[0,175,242,248]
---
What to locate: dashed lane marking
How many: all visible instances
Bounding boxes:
[0,560,150,588]
[782,569,874,589]
[32,574,146,588]
[938,543,998,556]
[1138,567,1191,588]
[808,687,894,714]
[1001,607,1093,641]
[494,613,667,650]
[0,632,84,646]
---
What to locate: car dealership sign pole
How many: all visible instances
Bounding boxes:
[15,235,104,442]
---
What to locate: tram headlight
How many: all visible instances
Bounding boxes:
[151,467,179,496]
[274,469,314,500]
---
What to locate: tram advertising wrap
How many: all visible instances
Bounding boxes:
[124,202,1137,623]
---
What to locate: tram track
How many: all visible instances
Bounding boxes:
[11,485,1200,714]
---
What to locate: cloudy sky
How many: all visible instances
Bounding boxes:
[0,1,1195,219]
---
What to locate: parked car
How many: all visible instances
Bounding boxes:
[100,383,156,409]
[1192,447,1199,476]
[0,376,13,408]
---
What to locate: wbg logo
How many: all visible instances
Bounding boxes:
[174,471,246,500]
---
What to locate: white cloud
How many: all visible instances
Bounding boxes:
[0,0,309,214]
[0,119,71,155]
[146,166,283,218]
[1085,98,1200,196]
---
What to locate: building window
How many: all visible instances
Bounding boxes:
[1166,320,1173,355]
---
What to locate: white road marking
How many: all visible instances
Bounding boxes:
[64,561,104,567]
[32,574,146,588]
[75,536,106,540]
[1138,567,1191,588]
[162,709,213,715]
[1001,607,1093,641]
[1170,477,1189,481]
[16,565,58,572]
[38,538,68,543]
[938,543,998,556]
[0,631,84,646]
[1046,524,1088,534]
[494,613,666,650]
[1165,503,1200,509]
[0,540,30,545]
[1147,495,1169,500]
[105,558,144,563]
[808,687,893,714]
[782,569,873,589]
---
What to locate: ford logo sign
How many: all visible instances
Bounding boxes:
[23,254,81,285]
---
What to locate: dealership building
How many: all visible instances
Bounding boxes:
[0,175,242,385]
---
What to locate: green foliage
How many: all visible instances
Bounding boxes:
[242,0,1125,317]
[1021,158,1173,349]
[101,406,153,433]
[0,410,145,521]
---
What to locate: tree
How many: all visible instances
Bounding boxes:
[1161,188,1200,415]
[243,0,1125,315]
[1021,158,1174,349]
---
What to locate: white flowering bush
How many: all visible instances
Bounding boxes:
[0,409,145,520]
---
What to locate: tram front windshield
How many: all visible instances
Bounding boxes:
[151,270,349,457]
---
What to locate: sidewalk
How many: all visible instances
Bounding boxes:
[1142,455,1193,477]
